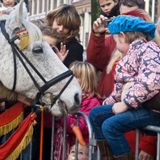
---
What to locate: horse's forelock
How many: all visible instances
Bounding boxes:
[23,20,43,47]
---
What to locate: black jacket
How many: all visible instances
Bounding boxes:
[58,38,83,68]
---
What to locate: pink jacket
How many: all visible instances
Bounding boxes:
[54,95,101,160]
[105,39,160,108]
[65,95,101,144]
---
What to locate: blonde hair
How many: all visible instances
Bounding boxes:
[123,31,148,43]
[70,61,100,97]
[47,4,80,43]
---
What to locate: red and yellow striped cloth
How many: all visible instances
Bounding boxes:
[0,102,37,160]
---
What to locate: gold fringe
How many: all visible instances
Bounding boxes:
[5,123,34,160]
[0,112,24,136]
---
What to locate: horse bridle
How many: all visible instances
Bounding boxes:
[0,20,74,109]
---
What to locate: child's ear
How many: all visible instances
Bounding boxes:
[119,32,126,43]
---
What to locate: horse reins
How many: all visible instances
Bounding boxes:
[0,20,74,108]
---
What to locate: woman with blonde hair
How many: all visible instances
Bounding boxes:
[46,4,83,67]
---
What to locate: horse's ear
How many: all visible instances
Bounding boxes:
[16,0,28,26]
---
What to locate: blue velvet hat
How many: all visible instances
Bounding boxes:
[108,15,156,38]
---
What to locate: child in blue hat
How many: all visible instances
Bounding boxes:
[89,15,160,159]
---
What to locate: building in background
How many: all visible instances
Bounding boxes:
[145,0,159,21]
[72,0,91,50]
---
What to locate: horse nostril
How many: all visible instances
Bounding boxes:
[74,93,80,105]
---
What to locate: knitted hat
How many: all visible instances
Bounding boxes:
[108,15,156,38]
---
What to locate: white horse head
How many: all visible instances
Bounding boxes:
[0,0,82,116]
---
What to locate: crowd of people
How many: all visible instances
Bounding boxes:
[0,0,160,160]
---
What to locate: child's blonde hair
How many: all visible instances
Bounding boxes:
[123,31,148,43]
[70,61,100,98]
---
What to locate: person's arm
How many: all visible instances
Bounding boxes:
[87,32,115,71]
[87,15,116,71]
[103,81,123,105]
[123,43,160,108]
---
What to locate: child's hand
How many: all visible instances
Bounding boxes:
[139,150,154,160]
[112,102,128,114]
[93,15,107,35]
[53,42,69,62]
[102,98,108,105]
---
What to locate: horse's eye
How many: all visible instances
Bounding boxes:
[32,47,43,54]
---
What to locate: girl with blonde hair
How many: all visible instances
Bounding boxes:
[70,61,100,98]
[54,61,101,160]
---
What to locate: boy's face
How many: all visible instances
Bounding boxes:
[113,34,129,55]
[2,0,15,7]
[99,0,118,16]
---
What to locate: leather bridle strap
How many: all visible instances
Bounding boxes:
[0,20,17,91]
[0,20,74,106]
[33,70,74,106]
[0,20,46,91]
[51,74,74,106]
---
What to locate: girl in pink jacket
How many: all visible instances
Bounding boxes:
[54,61,101,160]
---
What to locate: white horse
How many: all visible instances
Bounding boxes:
[0,0,82,116]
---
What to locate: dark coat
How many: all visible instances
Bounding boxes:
[58,38,83,68]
